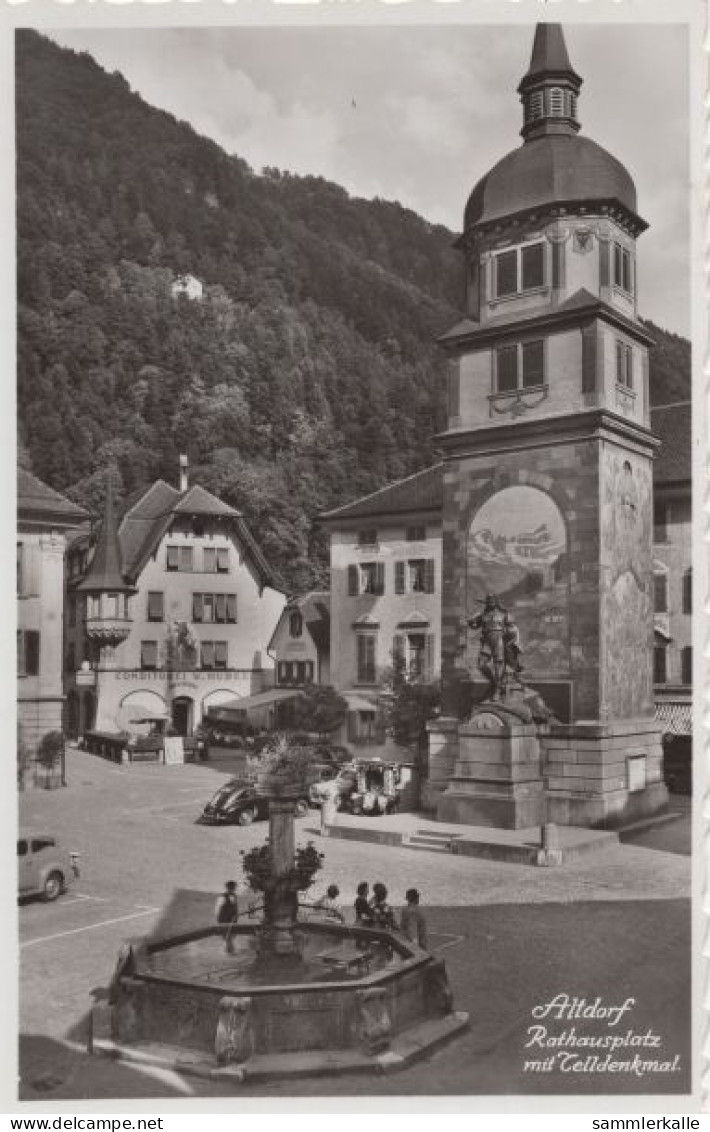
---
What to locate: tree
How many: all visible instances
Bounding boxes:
[37,729,65,789]
[383,655,441,759]
[291,684,348,742]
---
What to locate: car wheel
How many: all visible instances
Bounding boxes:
[237,808,255,826]
[294,799,309,818]
[43,872,64,902]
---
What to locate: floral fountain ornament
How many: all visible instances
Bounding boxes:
[242,734,324,958]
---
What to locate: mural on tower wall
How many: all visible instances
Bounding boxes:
[600,444,655,719]
[466,485,570,674]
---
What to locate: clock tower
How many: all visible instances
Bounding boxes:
[434,24,667,827]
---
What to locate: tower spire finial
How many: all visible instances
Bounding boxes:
[518,23,583,141]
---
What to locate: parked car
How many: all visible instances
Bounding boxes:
[18,832,79,901]
[200,761,341,826]
[309,766,358,809]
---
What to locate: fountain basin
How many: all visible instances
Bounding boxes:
[91,922,469,1081]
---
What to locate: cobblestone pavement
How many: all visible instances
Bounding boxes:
[16,748,693,1104]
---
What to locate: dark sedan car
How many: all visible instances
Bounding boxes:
[199,778,313,826]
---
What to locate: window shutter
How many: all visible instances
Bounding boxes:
[179,546,193,572]
[599,240,610,287]
[357,634,367,681]
[192,593,203,622]
[215,641,228,668]
[226,593,237,622]
[215,594,227,623]
[681,646,692,685]
[366,635,376,682]
[201,641,215,669]
[375,562,385,595]
[24,544,40,596]
[25,630,40,676]
[424,559,436,594]
[217,548,229,573]
[166,546,179,571]
[683,570,692,615]
[425,633,436,680]
[394,561,405,595]
[348,565,359,596]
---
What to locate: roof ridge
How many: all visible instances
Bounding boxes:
[321,463,442,518]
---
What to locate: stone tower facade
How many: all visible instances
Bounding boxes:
[435,24,667,827]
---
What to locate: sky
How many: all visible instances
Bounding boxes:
[47,23,690,337]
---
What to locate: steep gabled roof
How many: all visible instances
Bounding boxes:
[651,401,691,486]
[268,590,331,654]
[17,468,88,526]
[76,477,281,592]
[319,464,443,522]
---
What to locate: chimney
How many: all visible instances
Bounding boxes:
[179,454,189,493]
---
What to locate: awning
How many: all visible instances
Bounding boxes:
[207,688,301,719]
[655,701,692,736]
[344,694,378,713]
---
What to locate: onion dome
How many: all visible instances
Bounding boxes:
[463,24,645,235]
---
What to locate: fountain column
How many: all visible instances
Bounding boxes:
[258,784,301,958]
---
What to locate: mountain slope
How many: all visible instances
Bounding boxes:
[15,30,690,591]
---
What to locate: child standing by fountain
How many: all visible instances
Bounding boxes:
[400,888,428,949]
[215,880,240,953]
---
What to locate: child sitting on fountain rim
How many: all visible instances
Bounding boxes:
[313,884,345,922]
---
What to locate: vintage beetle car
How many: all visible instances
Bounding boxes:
[199,763,340,826]
[18,832,80,901]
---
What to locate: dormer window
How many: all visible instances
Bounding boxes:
[289,611,303,638]
[494,241,546,298]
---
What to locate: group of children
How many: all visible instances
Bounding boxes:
[314,880,428,949]
[216,878,428,951]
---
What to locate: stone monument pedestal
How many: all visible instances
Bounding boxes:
[542,718,668,828]
[437,705,544,829]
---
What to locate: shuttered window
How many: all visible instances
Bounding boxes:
[203,548,217,572]
[193,593,237,622]
[17,630,40,677]
[394,562,406,595]
[226,594,237,623]
[147,592,164,622]
[140,641,158,671]
[214,641,228,670]
[201,641,215,670]
[217,548,229,573]
[356,634,377,684]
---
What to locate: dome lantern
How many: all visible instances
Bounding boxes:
[518,23,582,141]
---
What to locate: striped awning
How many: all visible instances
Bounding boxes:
[655,701,692,736]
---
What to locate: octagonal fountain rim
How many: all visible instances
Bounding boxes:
[124,921,428,998]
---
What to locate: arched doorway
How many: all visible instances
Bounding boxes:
[171,696,194,737]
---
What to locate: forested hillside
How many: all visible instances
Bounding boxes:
[16,31,690,592]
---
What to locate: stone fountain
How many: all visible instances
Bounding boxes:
[90,738,468,1082]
